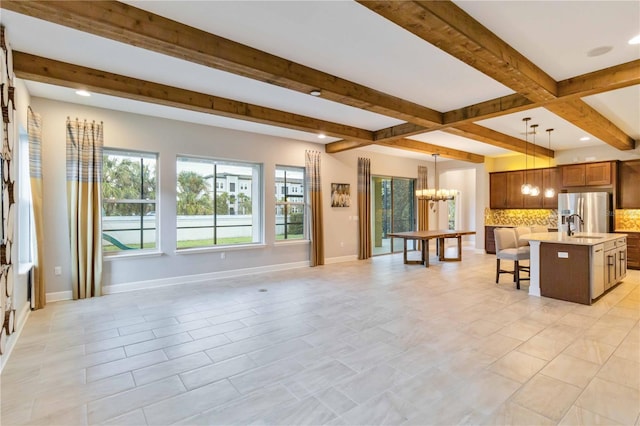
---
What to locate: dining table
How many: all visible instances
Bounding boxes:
[387,230,476,267]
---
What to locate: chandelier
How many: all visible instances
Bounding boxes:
[415,154,455,201]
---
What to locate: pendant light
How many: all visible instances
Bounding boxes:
[415,154,455,201]
[521,117,532,195]
[544,128,555,198]
[529,124,540,196]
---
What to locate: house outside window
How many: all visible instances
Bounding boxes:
[176,156,261,249]
[275,166,305,240]
[102,149,158,253]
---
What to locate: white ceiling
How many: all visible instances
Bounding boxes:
[2,1,639,163]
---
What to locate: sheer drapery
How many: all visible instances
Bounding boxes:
[417,165,429,232]
[27,107,46,309]
[66,118,103,299]
[357,157,371,259]
[305,150,324,266]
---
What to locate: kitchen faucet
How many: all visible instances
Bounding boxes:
[565,213,584,236]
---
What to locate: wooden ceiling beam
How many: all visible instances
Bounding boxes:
[558,59,640,98]
[359,0,636,151]
[14,52,374,143]
[1,0,443,128]
[444,123,554,159]
[545,99,636,150]
[358,0,558,102]
[379,139,484,163]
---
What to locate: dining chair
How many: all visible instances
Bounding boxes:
[494,228,530,289]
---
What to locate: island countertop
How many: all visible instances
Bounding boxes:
[522,232,627,246]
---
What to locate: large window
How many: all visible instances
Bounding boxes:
[275,166,305,240]
[102,150,157,253]
[176,156,261,249]
[19,132,34,265]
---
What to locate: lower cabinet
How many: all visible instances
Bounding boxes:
[624,232,639,269]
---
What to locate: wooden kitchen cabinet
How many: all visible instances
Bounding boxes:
[490,172,507,209]
[542,167,559,209]
[561,161,613,188]
[506,171,524,208]
[624,232,640,270]
[523,169,543,208]
[619,160,640,208]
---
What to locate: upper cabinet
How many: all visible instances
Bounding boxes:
[560,161,613,188]
[490,169,557,209]
[490,171,524,209]
[619,160,640,208]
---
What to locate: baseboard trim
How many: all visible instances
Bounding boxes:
[325,255,359,264]
[102,260,310,295]
[46,290,73,303]
[0,302,31,373]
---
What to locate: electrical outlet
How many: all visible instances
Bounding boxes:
[220,252,225,260]
[54,266,62,276]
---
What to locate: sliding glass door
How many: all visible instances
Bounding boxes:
[372,176,415,255]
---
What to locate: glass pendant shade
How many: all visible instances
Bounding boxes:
[521,183,532,195]
[529,186,540,196]
[544,187,555,198]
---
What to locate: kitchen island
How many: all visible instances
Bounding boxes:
[522,232,627,305]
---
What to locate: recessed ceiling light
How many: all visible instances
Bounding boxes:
[309,90,321,97]
[629,34,640,45]
[580,136,591,141]
[75,90,91,97]
[317,133,326,139]
[587,46,613,57]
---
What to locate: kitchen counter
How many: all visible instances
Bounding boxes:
[521,232,628,303]
[522,232,626,245]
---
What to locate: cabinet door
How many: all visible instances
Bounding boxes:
[586,162,611,185]
[490,173,508,209]
[506,171,524,208]
[524,169,543,208]
[562,164,586,187]
[619,160,640,208]
[542,168,558,209]
[626,233,640,269]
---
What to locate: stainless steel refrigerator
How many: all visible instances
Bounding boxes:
[558,192,611,234]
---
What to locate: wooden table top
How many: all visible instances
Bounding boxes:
[387,230,476,239]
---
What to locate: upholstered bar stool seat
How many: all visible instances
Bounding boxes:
[494,228,530,289]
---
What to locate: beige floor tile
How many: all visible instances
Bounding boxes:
[614,332,640,362]
[337,364,410,404]
[540,353,601,388]
[512,374,582,421]
[175,384,296,425]
[88,375,185,423]
[597,355,640,390]
[25,404,88,426]
[595,313,638,331]
[259,396,336,425]
[101,408,148,426]
[124,331,193,357]
[313,387,357,415]
[143,379,240,425]
[341,391,419,425]
[337,340,403,372]
[133,352,211,385]
[563,338,617,365]
[230,358,306,394]
[86,350,168,382]
[489,350,548,383]
[474,332,524,358]
[498,318,545,341]
[488,401,556,426]
[576,377,640,425]
[284,359,357,398]
[392,366,465,406]
[516,334,571,361]
[559,405,623,425]
[180,354,257,390]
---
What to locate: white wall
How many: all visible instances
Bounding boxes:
[30,97,431,297]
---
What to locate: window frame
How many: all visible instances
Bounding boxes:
[102,148,159,255]
[275,165,306,241]
[176,155,263,250]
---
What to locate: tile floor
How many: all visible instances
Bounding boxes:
[1,247,639,425]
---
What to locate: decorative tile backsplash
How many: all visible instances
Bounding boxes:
[485,208,558,227]
[615,210,640,231]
